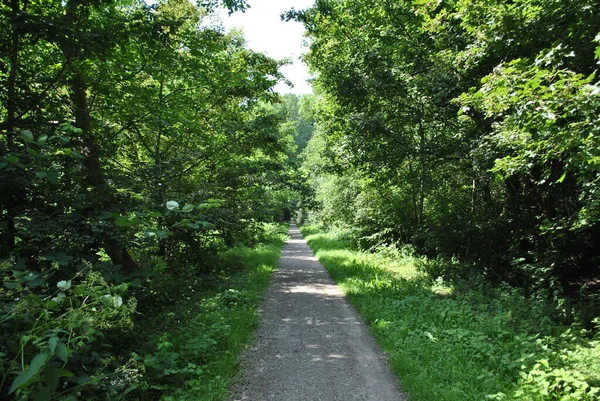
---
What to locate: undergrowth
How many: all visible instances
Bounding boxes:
[300,225,600,401]
[124,223,288,401]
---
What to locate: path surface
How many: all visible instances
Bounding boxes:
[230,225,405,401]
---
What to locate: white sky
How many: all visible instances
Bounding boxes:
[215,0,315,95]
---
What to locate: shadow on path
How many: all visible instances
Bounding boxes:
[229,225,406,401]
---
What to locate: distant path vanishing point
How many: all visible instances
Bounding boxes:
[230,224,406,401]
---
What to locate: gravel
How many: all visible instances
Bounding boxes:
[229,225,406,401]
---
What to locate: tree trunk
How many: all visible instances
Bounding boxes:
[156,71,168,258]
[417,119,426,228]
[1,0,20,257]
[60,0,138,272]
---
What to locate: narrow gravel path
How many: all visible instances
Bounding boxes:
[230,225,405,401]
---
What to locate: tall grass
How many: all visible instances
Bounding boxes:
[301,225,600,401]
[129,223,288,401]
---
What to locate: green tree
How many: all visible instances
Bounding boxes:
[295,0,600,310]
[0,0,299,397]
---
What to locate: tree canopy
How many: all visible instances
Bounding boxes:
[0,0,301,398]
[295,0,600,313]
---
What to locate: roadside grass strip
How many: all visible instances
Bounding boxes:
[300,225,600,401]
[131,224,288,401]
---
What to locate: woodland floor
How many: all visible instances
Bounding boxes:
[229,225,406,401]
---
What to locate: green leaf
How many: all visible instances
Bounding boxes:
[26,277,45,287]
[100,211,118,220]
[182,204,194,213]
[48,337,59,354]
[71,151,84,159]
[44,301,58,310]
[145,210,163,218]
[54,252,73,267]
[4,281,16,289]
[21,130,34,143]
[37,134,48,145]
[55,343,68,363]
[33,387,52,401]
[36,171,48,179]
[72,286,85,296]
[9,353,49,394]
[114,217,130,227]
[47,169,59,185]
[22,272,41,284]
[130,278,143,287]
[6,155,19,163]
[558,172,567,183]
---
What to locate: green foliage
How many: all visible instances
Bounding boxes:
[301,225,600,401]
[280,94,317,157]
[1,267,135,399]
[127,223,287,400]
[0,0,298,398]
[296,0,600,321]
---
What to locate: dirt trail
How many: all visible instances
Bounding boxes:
[230,225,405,401]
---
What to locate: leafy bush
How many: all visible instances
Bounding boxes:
[1,267,135,399]
[123,223,287,400]
[302,225,600,401]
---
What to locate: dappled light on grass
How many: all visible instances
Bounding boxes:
[127,227,288,401]
[300,225,600,401]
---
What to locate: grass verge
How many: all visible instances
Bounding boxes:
[128,223,288,401]
[300,225,600,401]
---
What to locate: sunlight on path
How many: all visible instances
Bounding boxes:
[229,225,405,401]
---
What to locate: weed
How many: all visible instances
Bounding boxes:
[301,225,600,401]
[126,223,288,400]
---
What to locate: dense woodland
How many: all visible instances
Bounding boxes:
[1,0,599,399]
[293,0,600,323]
[0,0,309,398]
